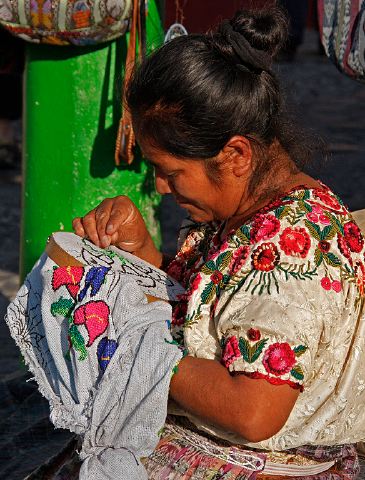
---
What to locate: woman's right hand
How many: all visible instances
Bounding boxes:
[72,196,162,266]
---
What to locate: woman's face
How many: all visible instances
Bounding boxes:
[140,141,248,223]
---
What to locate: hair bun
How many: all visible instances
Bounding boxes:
[229,7,288,58]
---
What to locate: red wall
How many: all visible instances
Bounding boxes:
[164,0,276,33]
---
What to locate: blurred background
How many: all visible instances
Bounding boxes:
[1,0,365,477]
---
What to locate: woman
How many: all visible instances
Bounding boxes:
[73,7,365,479]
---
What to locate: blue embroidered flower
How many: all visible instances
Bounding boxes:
[97,337,118,372]
[78,266,110,301]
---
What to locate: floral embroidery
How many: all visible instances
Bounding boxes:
[221,336,241,367]
[250,214,280,243]
[262,342,296,376]
[228,246,250,275]
[251,242,280,272]
[73,300,110,347]
[343,222,363,253]
[97,337,118,372]
[52,266,84,298]
[247,328,261,341]
[279,227,311,258]
[222,330,308,389]
[78,266,110,301]
[168,183,365,384]
[320,276,331,291]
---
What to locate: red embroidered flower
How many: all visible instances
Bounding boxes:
[52,266,84,298]
[318,240,330,253]
[313,189,343,212]
[171,301,188,326]
[252,243,280,272]
[210,271,223,285]
[229,246,250,275]
[343,222,364,253]
[320,276,331,291]
[247,328,261,341]
[250,214,280,243]
[279,227,311,258]
[337,234,352,261]
[331,280,342,293]
[354,261,365,297]
[262,342,296,376]
[222,336,241,368]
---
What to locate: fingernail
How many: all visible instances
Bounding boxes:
[106,224,114,234]
[101,236,111,247]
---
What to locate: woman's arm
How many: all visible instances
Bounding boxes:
[170,356,299,443]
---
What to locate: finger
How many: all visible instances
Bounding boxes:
[72,217,85,237]
[82,210,100,247]
[95,199,113,248]
[106,198,135,236]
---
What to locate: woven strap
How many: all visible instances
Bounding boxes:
[115,0,140,165]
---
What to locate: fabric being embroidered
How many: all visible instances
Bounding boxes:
[5,254,182,480]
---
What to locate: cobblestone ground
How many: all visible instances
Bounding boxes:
[1,30,364,478]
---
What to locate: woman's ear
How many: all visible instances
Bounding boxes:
[221,136,253,177]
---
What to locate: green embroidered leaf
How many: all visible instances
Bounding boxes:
[249,338,269,363]
[320,225,335,241]
[303,201,312,212]
[329,215,344,235]
[51,297,74,318]
[324,252,342,267]
[290,364,304,381]
[293,345,308,357]
[314,247,323,267]
[200,282,216,304]
[236,225,250,244]
[238,337,250,362]
[69,324,87,361]
[201,260,216,275]
[304,220,321,240]
[216,251,233,271]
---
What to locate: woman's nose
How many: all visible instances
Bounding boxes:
[155,172,172,195]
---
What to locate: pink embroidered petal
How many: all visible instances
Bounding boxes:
[52,266,84,291]
[73,301,110,347]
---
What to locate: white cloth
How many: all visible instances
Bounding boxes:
[6,254,182,479]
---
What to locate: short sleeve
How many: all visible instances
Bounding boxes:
[216,289,318,391]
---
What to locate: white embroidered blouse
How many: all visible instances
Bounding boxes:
[167,184,365,451]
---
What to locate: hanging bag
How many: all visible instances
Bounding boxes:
[0,0,132,45]
[318,0,365,81]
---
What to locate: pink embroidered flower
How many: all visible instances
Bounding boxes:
[313,189,343,212]
[343,222,364,253]
[252,243,280,272]
[331,280,342,293]
[262,342,296,376]
[306,204,331,225]
[247,328,261,341]
[210,271,223,285]
[320,276,331,291]
[229,245,250,275]
[73,300,109,347]
[354,261,365,297]
[279,227,311,258]
[222,336,241,368]
[250,214,280,243]
[318,240,330,253]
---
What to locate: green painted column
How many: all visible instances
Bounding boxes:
[20,0,164,279]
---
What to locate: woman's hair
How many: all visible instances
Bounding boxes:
[127,7,315,192]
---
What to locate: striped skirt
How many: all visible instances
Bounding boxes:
[143,416,361,480]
